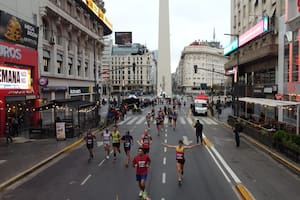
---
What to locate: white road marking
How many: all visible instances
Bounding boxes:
[164,147,167,152]
[118,116,132,125]
[164,139,167,143]
[183,136,192,145]
[162,172,166,184]
[163,157,166,165]
[165,133,167,137]
[127,116,139,125]
[0,160,7,164]
[187,118,193,125]
[205,146,231,183]
[97,141,103,147]
[80,174,92,186]
[179,117,186,124]
[136,117,145,124]
[211,146,241,183]
[98,159,105,167]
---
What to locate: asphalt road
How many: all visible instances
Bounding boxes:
[1,99,300,200]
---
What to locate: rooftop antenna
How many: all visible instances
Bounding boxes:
[213,27,216,42]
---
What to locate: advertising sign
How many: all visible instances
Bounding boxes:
[238,16,268,47]
[0,66,31,89]
[115,32,132,45]
[56,122,66,140]
[0,11,38,49]
[224,38,238,56]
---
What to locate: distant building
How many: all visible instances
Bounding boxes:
[110,44,154,95]
[176,40,228,95]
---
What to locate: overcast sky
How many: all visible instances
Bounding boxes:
[105,0,231,73]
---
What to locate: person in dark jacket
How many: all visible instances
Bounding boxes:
[234,120,243,147]
[194,120,203,144]
[5,123,13,144]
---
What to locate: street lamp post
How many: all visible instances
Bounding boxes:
[224,33,239,116]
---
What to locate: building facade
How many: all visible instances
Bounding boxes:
[110,44,154,96]
[176,41,228,95]
[0,0,112,136]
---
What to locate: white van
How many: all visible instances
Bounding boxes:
[193,99,208,116]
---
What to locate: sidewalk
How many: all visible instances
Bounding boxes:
[0,126,99,191]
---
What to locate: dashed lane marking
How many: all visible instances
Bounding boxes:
[136,117,145,124]
[80,174,91,186]
[162,172,166,184]
[0,160,7,164]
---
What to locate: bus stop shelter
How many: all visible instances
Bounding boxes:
[239,97,300,135]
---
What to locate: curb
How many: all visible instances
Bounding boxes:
[235,183,254,200]
[0,129,99,191]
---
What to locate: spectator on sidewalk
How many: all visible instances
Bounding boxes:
[234,120,243,147]
[5,123,13,144]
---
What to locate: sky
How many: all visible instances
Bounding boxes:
[105,0,231,73]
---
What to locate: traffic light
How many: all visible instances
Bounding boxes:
[194,65,197,73]
[133,63,136,72]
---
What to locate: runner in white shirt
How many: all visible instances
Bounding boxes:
[101,128,111,159]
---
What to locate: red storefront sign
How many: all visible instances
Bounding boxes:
[0,40,39,137]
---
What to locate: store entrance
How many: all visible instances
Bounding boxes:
[5,99,35,136]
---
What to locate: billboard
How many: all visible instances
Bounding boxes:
[115,32,132,45]
[0,11,38,49]
[0,66,31,89]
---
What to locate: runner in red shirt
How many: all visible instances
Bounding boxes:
[133,147,151,199]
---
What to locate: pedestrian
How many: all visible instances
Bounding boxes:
[84,130,96,162]
[140,129,152,154]
[121,130,133,167]
[194,120,203,144]
[5,123,13,144]
[162,140,200,185]
[234,120,242,147]
[101,128,111,159]
[133,147,151,199]
[111,126,121,160]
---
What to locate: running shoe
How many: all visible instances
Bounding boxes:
[142,191,148,199]
[106,155,110,159]
[139,191,143,197]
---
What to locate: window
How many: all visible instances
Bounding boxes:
[77,60,81,76]
[57,54,63,74]
[43,50,50,72]
[85,61,88,76]
[68,57,73,75]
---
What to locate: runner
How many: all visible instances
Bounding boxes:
[162,140,200,185]
[133,147,151,199]
[151,107,155,121]
[101,128,111,159]
[140,129,152,154]
[84,130,96,162]
[111,126,121,160]
[121,130,134,167]
[155,114,161,135]
[146,112,151,129]
[172,110,178,131]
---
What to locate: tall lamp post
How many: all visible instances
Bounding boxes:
[224,33,239,116]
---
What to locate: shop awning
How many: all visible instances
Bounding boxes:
[239,97,300,107]
[239,97,300,135]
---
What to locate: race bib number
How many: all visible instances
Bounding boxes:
[138,161,146,168]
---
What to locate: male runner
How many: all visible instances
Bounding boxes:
[162,140,200,185]
[146,112,151,129]
[133,147,151,199]
[140,129,152,154]
[101,128,111,159]
[111,126,121,160]
[84,130,96,162]
[121,130,134,167]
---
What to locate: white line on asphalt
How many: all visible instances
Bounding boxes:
[118,116,132,125]
[98,159,105,167]
[211,146,241,184]
[183,136,192,145]
[127,116,139,125]
[187,118,193,125]
[179,117,186,124]
[163,157,166,165]
[136,117,145,124]
[205,146,231,183]
[80,174,92,186]
[164,147,167,152]
[164,139,167,143]
[162,173,166,184]
[161,198,165,200]
[165,133,167,137]
[0,160,7,164]
[97,141,103,147]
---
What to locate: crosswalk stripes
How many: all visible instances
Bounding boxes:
[117,115,218,126]
[136,117,145,124]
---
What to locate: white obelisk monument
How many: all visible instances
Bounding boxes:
[157,0,172,97]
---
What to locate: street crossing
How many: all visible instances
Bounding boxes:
[117,116,218,126]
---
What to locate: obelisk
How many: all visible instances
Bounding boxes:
[157,0,172,97]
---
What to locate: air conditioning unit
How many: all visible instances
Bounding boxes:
[49,37,55,45]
